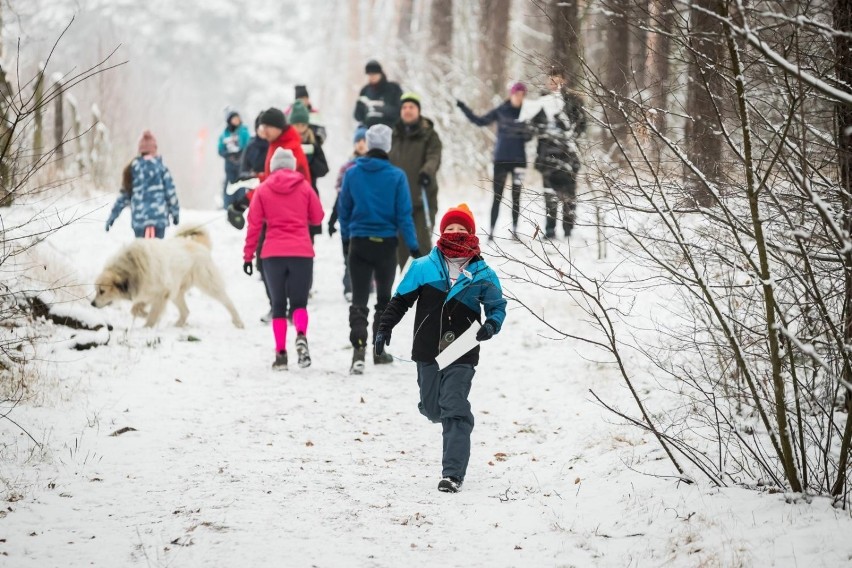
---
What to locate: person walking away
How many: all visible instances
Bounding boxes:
[253,107,313,323]
[290,101,329,240]
[389,92,442,269]
[375,204,507,493]
[457,83,530,240]
[106,130,179,238]
[338,124,420,374]
[530,69,586,240]
[287,85,327,144]
[243,148,324,370]
[218,109,250,205]
[353,60,404,128]
[329,126,368,301]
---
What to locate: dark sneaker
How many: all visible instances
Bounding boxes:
[350,346,366,375]
[544,229,556,240]
[295,334,311,368]
[260,309,273,324]
[272,350,288,371]
[438,477,462,493]
[373,350,393,365]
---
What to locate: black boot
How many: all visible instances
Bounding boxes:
[350,345,366,375]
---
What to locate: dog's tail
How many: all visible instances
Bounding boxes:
[174,225,212,250]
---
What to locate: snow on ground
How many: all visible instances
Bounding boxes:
[2,192,852,567]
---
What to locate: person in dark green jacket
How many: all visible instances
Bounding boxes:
[389,92,443,270]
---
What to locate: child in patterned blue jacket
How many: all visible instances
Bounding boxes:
[106,131,180,239]
[376,204,507,493]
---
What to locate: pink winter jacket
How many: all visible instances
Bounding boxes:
[243,169,324,261]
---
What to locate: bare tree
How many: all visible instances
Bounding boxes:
[601,0,631,158]
[397,0,415,42]
[429,0,453,71]
[479,0,511,104]
[551,0,581,86]
[643,0,676,164]
[683,0,726,205]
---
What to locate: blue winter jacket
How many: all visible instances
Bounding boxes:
[338,153,420,251]
[379,247,507,365]
[458,100,528,164]
[107,156,179,232]
[218,124,250,160]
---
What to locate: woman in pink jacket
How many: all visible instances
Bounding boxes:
[243,148,324,370]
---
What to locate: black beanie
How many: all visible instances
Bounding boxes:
[365,60,383,74]
[294,85,309,99]
[260,107,287,130]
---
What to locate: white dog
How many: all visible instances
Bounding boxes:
[92,226,244,329]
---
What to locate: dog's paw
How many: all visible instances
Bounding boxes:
[131,303,149,317]
[175,319,188,328]
[233,319,245,329]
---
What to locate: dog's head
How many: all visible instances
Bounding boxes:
[91,269,131,308]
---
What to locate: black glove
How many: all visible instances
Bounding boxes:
[343,240,350,257]
[419,172,431,187]
[476,319,497,342]
[329,223,337,237]
[410,248,421,259]
[243,262,253,276]
[171,214,179,226]
[374,330,391,355]
[456,100,465,109]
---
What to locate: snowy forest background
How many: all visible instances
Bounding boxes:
[3,0,852,564]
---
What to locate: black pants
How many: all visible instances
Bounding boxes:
[349,237,398,348]
[492,161,524,232]
[544,170,577,237]
[262,257,313,319]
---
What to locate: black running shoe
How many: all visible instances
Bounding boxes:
[272,350,288,371]
[438,477,462,493]
[295,334,311,368]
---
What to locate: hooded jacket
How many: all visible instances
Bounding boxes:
[243,169,324,261]
[379,247,507,366]
[338,153,419,251]
[260,126,312,185]
[389,117,442,214]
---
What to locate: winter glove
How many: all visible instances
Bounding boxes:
[476,319,497,342]
[374,330,391,355]
[243,262,253,276]
[328,222,337,237]
[172,214,180,226]
[418,172,431,188]
[105,219,113,232]
[342,240,350,257]
[456,100,465,109]
[410,248,421,259]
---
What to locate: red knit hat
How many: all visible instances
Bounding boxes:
[138,130,158,156]
[440,203,475,234]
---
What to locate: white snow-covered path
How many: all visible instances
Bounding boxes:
[2,198,852,567]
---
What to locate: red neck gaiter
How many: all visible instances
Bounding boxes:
[437,232,480,258]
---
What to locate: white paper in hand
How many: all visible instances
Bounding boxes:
[435,325,480,370]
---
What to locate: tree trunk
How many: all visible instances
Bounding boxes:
[479,0,511,105]
[430,0,453,70]
[602,0,631,160]
[644,0,675,165]
[683,0,726,206]
[551,0,581,88]
[397,0,415,42]
[632,0,650,93]
[54,78,65,161]
[832,0,852,498]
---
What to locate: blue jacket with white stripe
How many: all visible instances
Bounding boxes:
[379,246,507,365]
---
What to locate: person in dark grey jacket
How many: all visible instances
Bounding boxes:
[353,60,404,128]
[457,82,530,239]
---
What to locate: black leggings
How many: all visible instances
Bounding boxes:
[348,237,398,348]
[262,257,313,319]
[491,161,525,231]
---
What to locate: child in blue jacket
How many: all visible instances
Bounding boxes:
[106,130,179,238]
[375,204,507,493]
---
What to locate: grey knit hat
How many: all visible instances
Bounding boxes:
[270,148,297,172]
[366,124,392,153]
